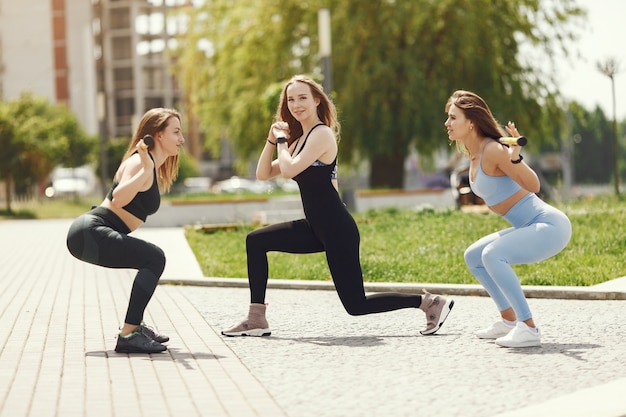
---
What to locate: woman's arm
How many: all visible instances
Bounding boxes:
[256,141,282,180]
[490,122,540,192]
[109,150,154,208]
[276,125,337,179]
[256,122,291,180]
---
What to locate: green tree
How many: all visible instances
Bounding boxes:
[173,0,320,174]
[175,0,585,188]
[0,93,95,211]
[0,103,19,211]
[540,101,625,188]
[567,103,622,184]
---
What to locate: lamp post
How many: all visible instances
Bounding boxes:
[97,92,109,197]
[597,58,621,196]
[318,8,332,97]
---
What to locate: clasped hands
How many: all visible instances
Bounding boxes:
[269,122,290,145]
[505,121,522,160]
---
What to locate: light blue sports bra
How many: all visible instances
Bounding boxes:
[470,140,521,206]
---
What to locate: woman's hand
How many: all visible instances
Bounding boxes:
[504,121,522,160]
[257,122,288,180]
[270,122,290,142]
[505,121,521,137]
[136,139,154,171]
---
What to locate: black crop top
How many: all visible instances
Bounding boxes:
[106,153,160,222]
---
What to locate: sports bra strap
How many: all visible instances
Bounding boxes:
[295,122,326,156]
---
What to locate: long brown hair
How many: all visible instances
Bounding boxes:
[122,108,181,192]
[276,75,340,145]
[445,90,504,154]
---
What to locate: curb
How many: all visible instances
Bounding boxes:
[160,277,626,301]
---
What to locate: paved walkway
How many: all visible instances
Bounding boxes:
[0,220,286,417]
[1,219,625,417]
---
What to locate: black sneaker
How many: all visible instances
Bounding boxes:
[115,331,167,353]
[139,323,170,343]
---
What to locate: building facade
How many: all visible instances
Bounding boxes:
[0,0,185,139]
[93,0,184,139]
[0,0,98,134]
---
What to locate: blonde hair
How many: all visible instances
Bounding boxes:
[122,108,181,192]
[276,75,340,145]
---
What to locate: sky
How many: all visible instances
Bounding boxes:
[555,0,626,119]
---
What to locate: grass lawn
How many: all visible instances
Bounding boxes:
[2,193,624,287]
[185,194,625,287]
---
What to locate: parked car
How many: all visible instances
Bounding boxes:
[45,166,97,198]
[214,176,275,194]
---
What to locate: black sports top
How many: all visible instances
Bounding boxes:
[292,123,349,239]
[106,153,160,222]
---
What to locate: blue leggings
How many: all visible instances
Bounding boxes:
[464,193,571,321]
[66,206,166,325]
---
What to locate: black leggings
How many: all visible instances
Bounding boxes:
[246,219,421,315]
[66,207,165,325]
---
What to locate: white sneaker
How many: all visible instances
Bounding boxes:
[495,322,541,348]
[474,321,515,339]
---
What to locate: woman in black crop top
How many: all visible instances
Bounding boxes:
[222,75,454,337]
[66,108,184,353]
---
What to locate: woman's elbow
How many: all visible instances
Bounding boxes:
[109,198,124,209]
[276,164,295,179]
[109,191,131,208]
[526,178,541,193]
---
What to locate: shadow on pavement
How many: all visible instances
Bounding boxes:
[500,343,602,361]
[265,334,457,347]
[86,349,225,364]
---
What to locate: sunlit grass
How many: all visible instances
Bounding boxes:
[3,192,623,287]
[0,197,99,220]
[185,195,626,287]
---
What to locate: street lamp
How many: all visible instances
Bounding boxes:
[97,92,109,197]
[597,58,621,196]
[318,8,332,97]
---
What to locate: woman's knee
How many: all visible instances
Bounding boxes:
[480,244,504,267]
[145,244,166,277]
[337,292,368,316]
[343,302,367,316]
[464,244,482,267]
[246,230,264,250]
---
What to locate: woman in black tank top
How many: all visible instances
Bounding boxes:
[66,108,184,354]
[222,75,454,337]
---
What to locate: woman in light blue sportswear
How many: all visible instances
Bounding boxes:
[444,90,572,348]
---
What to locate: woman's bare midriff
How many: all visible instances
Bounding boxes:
[100,199,143,232]
[487,189,531,216]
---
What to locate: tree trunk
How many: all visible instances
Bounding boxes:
[369,151,405,189]
[4,176,12,213]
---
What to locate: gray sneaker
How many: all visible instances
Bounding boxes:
[139,323,169,343]
[115,330,167,353]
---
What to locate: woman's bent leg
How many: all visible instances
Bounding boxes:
[246,219,324,303]
[464,229,515,313]
[481,215,571,322]
[67,213,165,325]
